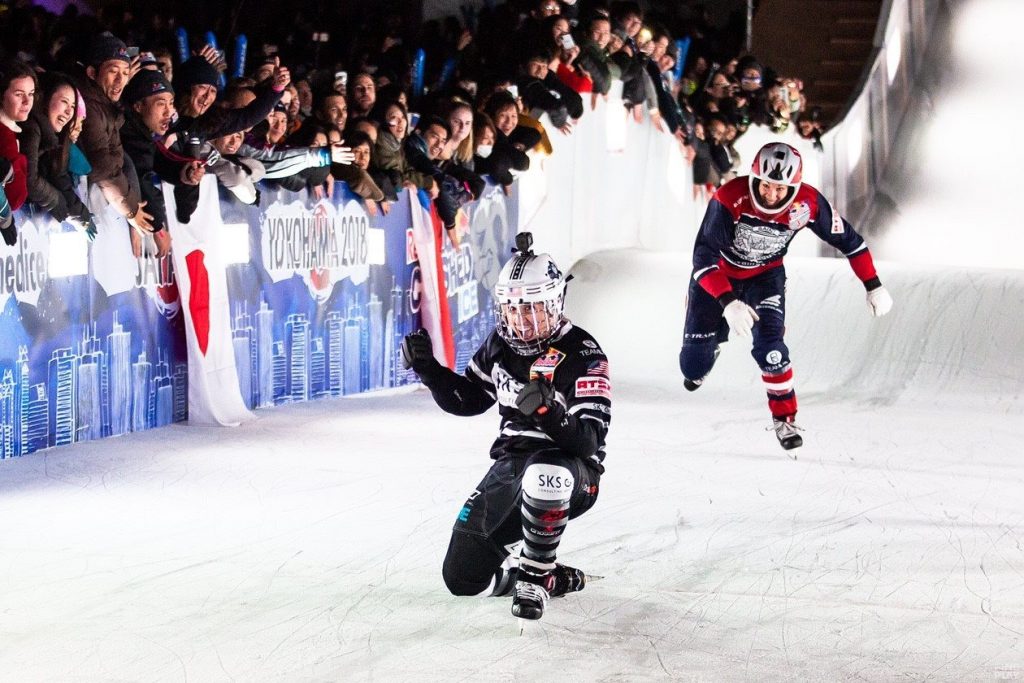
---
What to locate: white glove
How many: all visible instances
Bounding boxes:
[866,286,893,317]
[723,299,759,338]
[330,144,355,165]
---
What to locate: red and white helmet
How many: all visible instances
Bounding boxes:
[749,142,803,215]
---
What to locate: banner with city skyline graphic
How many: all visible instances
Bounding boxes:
[1,202,189,459]
[221,181,518,408]
[223,183,420,408]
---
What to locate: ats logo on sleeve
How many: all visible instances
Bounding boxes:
[575,376,611,399]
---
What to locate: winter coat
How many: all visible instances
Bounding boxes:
[17,110,90,223]
[73,75,141,218]
[0,119,29,212]
[120,110,192,232]
[576,41,620,95]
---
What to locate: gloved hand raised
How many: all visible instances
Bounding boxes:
[515,377,560,419]
[401,328,439,374]
[723,299,759,338]
[866,285,893,317]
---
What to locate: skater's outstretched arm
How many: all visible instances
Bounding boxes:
[402,330,496,416]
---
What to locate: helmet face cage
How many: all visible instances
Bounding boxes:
[493,253,567,355]
[749,142,803,215]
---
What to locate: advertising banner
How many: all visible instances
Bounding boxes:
[222,183,421,409]
[1,190,188,459]
[440,183,518,373]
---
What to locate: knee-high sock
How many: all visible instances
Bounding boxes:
[764,366,797,418]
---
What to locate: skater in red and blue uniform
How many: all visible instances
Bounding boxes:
[680,142,893,450]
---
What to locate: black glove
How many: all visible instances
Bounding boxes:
[401,328,437,374]
[1,223,17,246]
[515,377,560,418]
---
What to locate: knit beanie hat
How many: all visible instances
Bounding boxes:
[123,70,173,105]
[176,57,220,91]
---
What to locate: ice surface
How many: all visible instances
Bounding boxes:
[2,248,1021,682]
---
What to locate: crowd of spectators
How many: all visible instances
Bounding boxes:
[0,0,828,255]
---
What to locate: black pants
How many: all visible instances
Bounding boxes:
[441,452,601,596]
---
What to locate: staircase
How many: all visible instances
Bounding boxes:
[751,0,882,126]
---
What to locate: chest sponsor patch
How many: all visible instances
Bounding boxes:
[492,366,525,407]
[575,376,611,399]
[788,201,810,230]
[733,220,794,264]
[529,347,566,381]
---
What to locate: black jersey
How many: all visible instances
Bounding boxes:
[419,322,610,471]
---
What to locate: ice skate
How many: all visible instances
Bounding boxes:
[511,573,551,620]
[772,416,803,451]
[549,563,590,597]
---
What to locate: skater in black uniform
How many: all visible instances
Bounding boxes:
[402,233,610,621]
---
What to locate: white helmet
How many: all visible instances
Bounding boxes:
[494,233,567,355]
[749,142,803,215]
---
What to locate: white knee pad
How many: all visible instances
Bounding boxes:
[522,463,574,502]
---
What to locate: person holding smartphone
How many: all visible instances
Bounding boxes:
[545,15,592,96]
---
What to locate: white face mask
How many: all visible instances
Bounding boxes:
[476,144,493,159]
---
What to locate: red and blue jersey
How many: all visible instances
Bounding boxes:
[692,176,880,300]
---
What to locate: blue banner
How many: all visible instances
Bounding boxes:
[1,204,188,459]
[222,183,421,409]
[443,183,518,373]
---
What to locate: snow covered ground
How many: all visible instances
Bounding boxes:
[2,250,1022,682]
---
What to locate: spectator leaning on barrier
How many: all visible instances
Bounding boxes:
[478,92,532,188]
[121,69,199,257]
[576,13,620,97]
[18,72,96,239]
[74,34,155,239]
[518,47,571,134]
[404,116,472,230]
[0,59,37,245]
[171,55,290,222]
[371,99,419,194]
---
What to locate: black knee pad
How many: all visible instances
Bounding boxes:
[442,532,504,596]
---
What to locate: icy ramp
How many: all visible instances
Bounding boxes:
[566,250,1024,413]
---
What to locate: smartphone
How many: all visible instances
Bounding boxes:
[559,33,575,50]
[638,28,652,43]
[408,112,421,130]
[126,46,140,58]
[506,84,519,99]
[335,70,348,86]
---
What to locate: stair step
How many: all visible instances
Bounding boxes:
[834,16,877,25]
